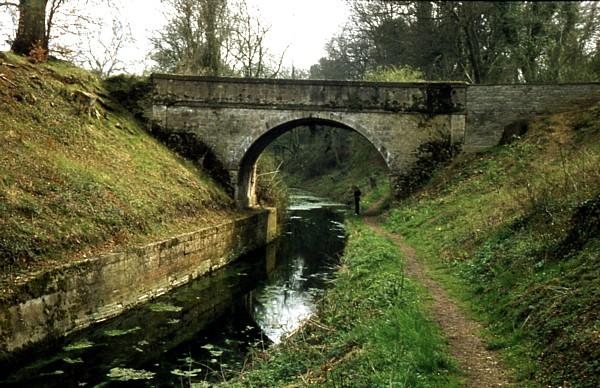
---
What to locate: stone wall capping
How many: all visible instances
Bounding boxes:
[150,73,469,88]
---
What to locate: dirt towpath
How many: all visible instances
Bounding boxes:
[364,217,513,387]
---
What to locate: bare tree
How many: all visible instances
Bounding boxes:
[226,0,288,78]
[223,0,285,78]
[78,17,133,77]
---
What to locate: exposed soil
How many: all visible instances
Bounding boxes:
[364,217,513,387]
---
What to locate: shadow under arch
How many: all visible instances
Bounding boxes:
[236,117,391,208]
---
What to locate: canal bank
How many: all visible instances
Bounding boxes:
[0,208,278,357]
[1,191,347,386]
[230,219,459,387]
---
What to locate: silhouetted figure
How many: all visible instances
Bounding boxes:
[353,186,362,215]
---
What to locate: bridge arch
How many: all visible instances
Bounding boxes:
[235,116,391,208]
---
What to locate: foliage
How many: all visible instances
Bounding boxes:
[151,0,285,77]
[311,1,600,83]
[229,220,458,387]
[385,103,600,386]
[363,65,424,82]
[0,52,234,280]
[263,125,389,205]
[150,0,227,75]
[255,153,288,223]
[102,74,152,121]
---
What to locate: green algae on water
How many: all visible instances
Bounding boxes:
[103,326,141,337]
[147,302,183,312]
[63,339,94,351]
[107,367,156,381]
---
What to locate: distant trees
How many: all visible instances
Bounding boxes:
[151,0,286,77]
[151,0,228,75]
[311,1,600,83]
[79,17,133,77]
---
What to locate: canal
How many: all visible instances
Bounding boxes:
[0,191,346,386]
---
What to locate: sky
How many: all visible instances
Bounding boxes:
[1,0,351,74]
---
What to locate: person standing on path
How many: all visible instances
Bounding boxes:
[353,186,362,215]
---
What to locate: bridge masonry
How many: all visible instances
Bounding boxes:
[149,75,600,207]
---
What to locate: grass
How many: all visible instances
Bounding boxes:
[385,104,600,387]
[227,219,459,387]
[0,52,237,284]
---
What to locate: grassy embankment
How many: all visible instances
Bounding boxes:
[386,104,600,387]
[229,219,459,387]
[0,52,238,288]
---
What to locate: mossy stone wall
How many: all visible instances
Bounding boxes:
[0,208,277,356]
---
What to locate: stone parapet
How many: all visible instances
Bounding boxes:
[151,74,467,114]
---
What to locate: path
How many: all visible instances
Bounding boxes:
[363,217,512,388]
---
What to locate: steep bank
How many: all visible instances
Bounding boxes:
[0,53,239,292]
[386,103,600,387]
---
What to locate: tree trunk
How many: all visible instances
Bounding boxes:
[11,0,48,55]
[201,0,221,75]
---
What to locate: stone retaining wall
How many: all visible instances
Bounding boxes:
[0,208,277,356]
[465,83,600,151]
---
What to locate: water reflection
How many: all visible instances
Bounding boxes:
[0,190,346,386]
[251,193,345,343]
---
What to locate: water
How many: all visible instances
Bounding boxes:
[0,191,346,387]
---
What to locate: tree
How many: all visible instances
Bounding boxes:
[151,0,286,78]
[314,1,600,83]
[3,0,110,61]
[79,17,133,77]
[310,27,371,80]
[151,0,228,75]
[223,0,285,78]
[10,0,48,55]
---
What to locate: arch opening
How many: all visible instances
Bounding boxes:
[236,117,391,209]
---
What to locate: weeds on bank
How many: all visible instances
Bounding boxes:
[229,220,458,387]
[385,105,600,387]
[0,52,234,279]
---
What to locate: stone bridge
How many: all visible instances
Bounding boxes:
[149,75,600,207]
